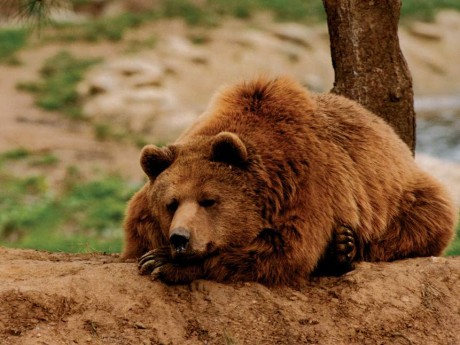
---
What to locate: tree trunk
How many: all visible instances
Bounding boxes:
[322,0,416,153]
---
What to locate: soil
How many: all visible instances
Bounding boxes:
[1,248,459,345]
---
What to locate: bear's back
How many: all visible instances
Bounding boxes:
[181,77,416,182]
[178,77,423,239]
[311,92,416,177]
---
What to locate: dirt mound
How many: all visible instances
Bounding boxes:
[0,248,459,344]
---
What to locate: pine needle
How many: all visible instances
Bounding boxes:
[1,0,71,35]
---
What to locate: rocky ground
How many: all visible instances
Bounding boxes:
[1,248,459,345]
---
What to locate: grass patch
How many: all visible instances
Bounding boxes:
[151,0,459,27]
[0,164,139,253]
[17,51,100,119]
[0,148,30,161]
[2,0,457,48]
[47,11,157,42]
[125,37,157,53]
[92,122,149,148]
[14,0,457,46]
[446,219,460,256]
[161,0,217,26]
[29,153,60,167]
[401,0,460,22]
[187,33,211,45]
[0,148,59,167]
[0,28,28,64]
[158,0,326,25]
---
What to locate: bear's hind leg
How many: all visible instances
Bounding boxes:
[367,174,456,261]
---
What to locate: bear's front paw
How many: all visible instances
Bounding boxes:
[138,247,171,279]
[138,247,204,284]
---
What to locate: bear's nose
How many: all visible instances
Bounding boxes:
[169,227,190,254]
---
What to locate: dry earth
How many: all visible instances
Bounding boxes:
[0,248,459,345]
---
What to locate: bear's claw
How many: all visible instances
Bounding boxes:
[138,247,171,276]
[313,224,358,276]
[334,225,357,266]
[138,247,205,283]
[150,267,162,280]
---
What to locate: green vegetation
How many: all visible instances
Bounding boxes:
[92,122,149,149]
[446,220,460,256]
[29,153,60,167]
[154,0,460,26]
[140,0,326,26]
[0,148,30,160]
[401,0,460,21]
[0,151,139,253]
[21,0,457,44]
[187,33,211,45]
[89,0,460,27]
[7,0,455,48]
[3,0,458,47]
[0,149,58,167]
[17,51,100,119]
[0,28,28,64]
[125,37,157,53]
[48,11,154,42]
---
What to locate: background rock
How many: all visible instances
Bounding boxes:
[78,57,192,140]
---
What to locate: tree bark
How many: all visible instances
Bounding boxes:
[323,0,416,153]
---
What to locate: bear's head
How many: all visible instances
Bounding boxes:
[140,132,265,259]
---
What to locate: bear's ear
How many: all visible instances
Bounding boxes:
[211,132,248,167]
[140,145,175,179]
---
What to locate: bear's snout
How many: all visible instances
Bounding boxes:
[169,227,190,254]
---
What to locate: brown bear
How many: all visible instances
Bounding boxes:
[122,76,457,286]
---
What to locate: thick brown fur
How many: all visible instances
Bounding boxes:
[123,76,457,286]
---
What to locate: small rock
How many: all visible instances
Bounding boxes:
[134,322,147,329]
[271,23,314,48]
[302,74,326,92]
[109,58,165,80]
[436,10,460,30]
[167,36,208,62]
[79,57,166,98]
[430,256,447,264]
[79,70,122,95]
[236,30,281,50]
[408,22,442,40]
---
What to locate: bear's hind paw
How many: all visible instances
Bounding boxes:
[313,224,358,277]
[334,225,357,266]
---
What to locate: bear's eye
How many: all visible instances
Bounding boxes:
[166,199,179,213]
[199,199,216,208]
